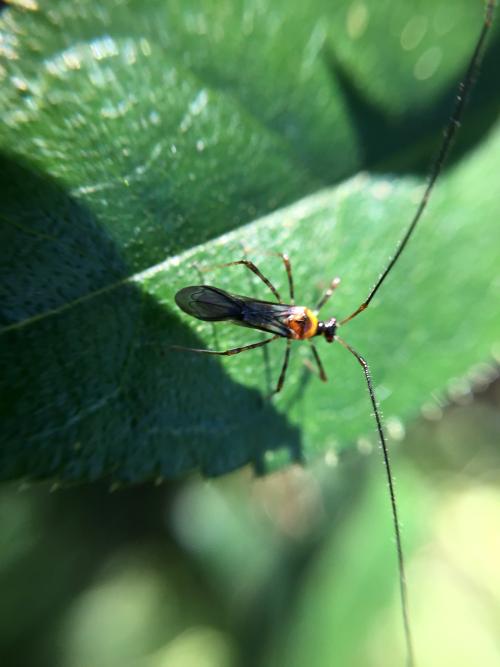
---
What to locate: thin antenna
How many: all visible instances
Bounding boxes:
[341,0,496,326]
[336,335,415,667]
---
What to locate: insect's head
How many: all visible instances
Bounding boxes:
[317,317,337,343]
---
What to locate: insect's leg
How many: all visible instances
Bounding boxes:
[266,252,294,304]
[340,0,495,327]
[270,339,292,395]
[238,249,294,302]
[172,335,280,356]
[200,259,282,303]
[238,243,274,396]
[315,277,341,313]
[192,263,206,285]
[308,342,327,381]
[335,335,415,667]
[281,254,294,304]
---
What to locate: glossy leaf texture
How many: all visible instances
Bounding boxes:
[0,0,499,482]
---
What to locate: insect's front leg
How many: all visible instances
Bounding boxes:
[315,277,341,313]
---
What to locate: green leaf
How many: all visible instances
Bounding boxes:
[0,0,499,482]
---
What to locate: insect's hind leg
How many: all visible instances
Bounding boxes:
[238,244,274,396]
[172,335,280,357]
[244,250,295,302]
[242,249,296,392]
[199,258,282,303]
[266,252,294,304]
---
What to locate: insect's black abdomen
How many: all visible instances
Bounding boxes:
[175,286,243,322]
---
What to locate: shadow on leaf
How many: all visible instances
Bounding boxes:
[0,155,302,483]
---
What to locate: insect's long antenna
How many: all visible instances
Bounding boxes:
[341,0,496,327]
[335,335,415,667]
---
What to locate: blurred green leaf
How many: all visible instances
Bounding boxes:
[263,463,429,667]
[0,0,499,482]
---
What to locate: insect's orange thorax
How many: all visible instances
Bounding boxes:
[286,307,318,340]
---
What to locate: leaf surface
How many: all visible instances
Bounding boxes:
[0,0,499,481]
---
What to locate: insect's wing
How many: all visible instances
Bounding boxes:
[175,286,244,322]
[238,298,294,337]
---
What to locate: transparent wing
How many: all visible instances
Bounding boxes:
[175,286,245,321]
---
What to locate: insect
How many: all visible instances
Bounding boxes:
[173,3,496,666]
